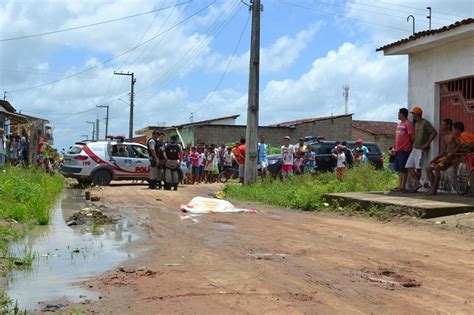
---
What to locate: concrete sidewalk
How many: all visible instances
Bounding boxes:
[324,191,474,218]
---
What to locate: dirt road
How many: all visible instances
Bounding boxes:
[64,183,473,314]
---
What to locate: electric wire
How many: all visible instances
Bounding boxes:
[7,1,216,94]
[0,2,190,42]
[193,9,250,115]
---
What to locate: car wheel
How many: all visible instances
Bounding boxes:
[92,169,112,186]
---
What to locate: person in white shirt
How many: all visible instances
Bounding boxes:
[333,144,347,181]
[281,136,295,179]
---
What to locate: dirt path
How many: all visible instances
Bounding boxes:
[62,182,473,314]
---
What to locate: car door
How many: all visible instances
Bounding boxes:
[313,143,335,172]
[109,144,135,175]
[130,144,151,176]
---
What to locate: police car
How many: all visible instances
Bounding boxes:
[61,136,151,186]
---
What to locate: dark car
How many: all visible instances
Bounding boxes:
[266,141,384,178]
[309,141,384,171]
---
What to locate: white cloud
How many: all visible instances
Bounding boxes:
[210,22,324,74]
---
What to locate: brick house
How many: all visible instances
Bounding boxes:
[352,120,397,152]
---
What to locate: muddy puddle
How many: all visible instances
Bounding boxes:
[5,189,138,311]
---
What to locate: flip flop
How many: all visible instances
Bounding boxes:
[405,186,422,193]
[390,187,404,192]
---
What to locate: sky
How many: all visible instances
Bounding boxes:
[0,0,472,150]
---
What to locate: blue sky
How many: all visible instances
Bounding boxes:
[0,0,472,150]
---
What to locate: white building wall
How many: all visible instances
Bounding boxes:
[408,35,474,164]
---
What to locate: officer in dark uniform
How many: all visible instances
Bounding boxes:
[163,135,182,191]
[147,131,166,189]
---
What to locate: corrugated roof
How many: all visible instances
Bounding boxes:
[376,18,474,52]
[352,120,397,136]
[269,114,353,127]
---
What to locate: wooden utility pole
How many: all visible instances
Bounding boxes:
[97,104,110,139]
[114,71,136,139]
[244,0,262,185]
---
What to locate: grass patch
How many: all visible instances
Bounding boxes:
[0,167,63,262]
[225,164,397,213]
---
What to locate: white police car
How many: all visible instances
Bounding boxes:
[61,138,150,186]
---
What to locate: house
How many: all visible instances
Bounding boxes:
[377,18,474,162]
[352,120,397,152]
[0,99,53,165]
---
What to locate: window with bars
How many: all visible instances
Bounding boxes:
[442,77,474,100]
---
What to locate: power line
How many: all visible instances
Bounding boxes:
[7,1,216,94]
[279,1,411,32]
[0,2,190,42]
[137,1,241,103]
[194,10,251,115]
[373,0,470,19]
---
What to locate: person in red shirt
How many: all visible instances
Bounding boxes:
[233,137,246,184]
[391,108,414,192]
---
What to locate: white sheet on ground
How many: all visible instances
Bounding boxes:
[181,197,257,214]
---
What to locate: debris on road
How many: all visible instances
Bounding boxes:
[41,303,66,312]
[66,207,116,225]
[181,197,257,214]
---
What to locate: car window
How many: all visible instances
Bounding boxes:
[130,145,149,158]
[68,146,82,154]
[321,144,334,155]
[111,144,131,157]
[366,144,381,154]
[311,144,322,155]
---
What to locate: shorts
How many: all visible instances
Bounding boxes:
[405,148,424,169]
[238,164,245,178]
[192,166,202,174]
[394,150,411,173]
[432,156,457,171]
[281,164,293,177]
[260,161,268,171]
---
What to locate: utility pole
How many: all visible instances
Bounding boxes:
[342,84,350,115]
[81,135,89,140]
[86,121,95,141]
[189,112,194,123]
[3,91,6,100]
[426,7,432,30]
[114,71,136,139]
[95,118,100,141]
[97,104,110,139]
[244,0,262,185]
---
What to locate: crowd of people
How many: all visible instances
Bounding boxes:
[391,106,474,196]
[0,127,30,167]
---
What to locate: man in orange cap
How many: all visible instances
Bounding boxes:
[404,106,437,192]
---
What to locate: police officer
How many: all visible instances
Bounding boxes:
[163,135,182,191]
[147,131,166,189]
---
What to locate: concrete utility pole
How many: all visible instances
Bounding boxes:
[342,84,350,115]
[426,7,432,30]
[95,118,100,141]
[86,121,95,141]
[244,0,262,185]
[114,71,136,139]
[97,104,110,139]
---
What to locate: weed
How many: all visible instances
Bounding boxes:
[91,220,101,235]
[225,164,397,214]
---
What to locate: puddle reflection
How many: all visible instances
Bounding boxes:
[6,189,138,310]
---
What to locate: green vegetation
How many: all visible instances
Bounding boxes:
[0,166,63,256]
[225,164,397,213]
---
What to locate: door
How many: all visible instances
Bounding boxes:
[130,144,150,175]
[440,77,474,134]
[109,144,135,174]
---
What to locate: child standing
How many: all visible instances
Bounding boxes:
[333,145,347,181]
[204,147,215,183]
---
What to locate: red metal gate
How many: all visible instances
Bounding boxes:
[440,76,474,134]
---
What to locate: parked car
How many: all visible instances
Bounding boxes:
[61,140,152,186]
[266,141,384,178]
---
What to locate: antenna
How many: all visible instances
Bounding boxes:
[342,84,350,115]
[189,112,194,123]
